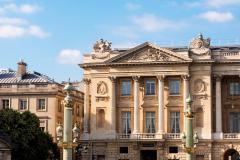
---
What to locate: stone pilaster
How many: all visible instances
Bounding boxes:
[157,75,165,136]
[182,75,190,132]
[109,76,116,134]
[215,75,222,136]
[132,76,140,134]
[83,78,91,135]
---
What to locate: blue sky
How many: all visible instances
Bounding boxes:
[0,0,240,82]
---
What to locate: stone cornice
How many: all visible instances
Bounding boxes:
[79,61,192,69]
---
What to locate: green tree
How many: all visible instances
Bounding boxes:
[0,109,59,160]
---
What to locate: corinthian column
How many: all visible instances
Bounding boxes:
[109,76,116,134]
[157,75,165,134]
[182,75,190,132]
[132,76,140,134]
[83,78,91,134]
[215,75,222,135]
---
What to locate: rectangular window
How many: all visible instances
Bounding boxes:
[2,99,10,109]
[169,146,178,153]
[76,105,80,116]
[121,80,131,96]
[37,99,46,110]
[146,80,155,95]
[121,112,131,134]
[229,112,240,133]
[169,80,180,95]
[230,82,240,96]
[170,111,180,133]
[119,147,128,154]
[146,112,155,133]
[19,99,27,110]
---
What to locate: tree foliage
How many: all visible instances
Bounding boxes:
[0,109,59,160]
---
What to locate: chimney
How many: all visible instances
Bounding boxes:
[17,60,27,80]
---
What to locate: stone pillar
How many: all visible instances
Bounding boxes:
[83,78,91,135]
[182,75,190,132]
[215,75,222,135]
[109,76,116,134]
[157,75,165,135]
[132,76,140,134]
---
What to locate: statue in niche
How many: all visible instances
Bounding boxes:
[97,81,108,95]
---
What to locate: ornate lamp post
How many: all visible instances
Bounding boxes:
[181,96,199,160]
[56,82,80,160]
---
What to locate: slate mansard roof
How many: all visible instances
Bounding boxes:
[0,68,55,84]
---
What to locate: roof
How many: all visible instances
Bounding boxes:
[0,69,56,84]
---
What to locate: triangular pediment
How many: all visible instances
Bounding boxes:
[107,42,191,63]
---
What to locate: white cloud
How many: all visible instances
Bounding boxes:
[199,11,234,23]
[126,2,141,10]
[112,26,138,39]
[57,49,82,64]
[28,25,49,38]
[1,3,40,14]
[0,23,49,38]
[132,13,180,32]
[206,0,240,8]
[0,17,27,25]
[0,25,25,38]
[187,0,240,8]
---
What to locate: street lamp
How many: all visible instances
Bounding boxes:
[56,82,80,160]
[181,95,199,160]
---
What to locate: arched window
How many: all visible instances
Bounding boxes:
[196,107,203,128]
[97,109,105,128]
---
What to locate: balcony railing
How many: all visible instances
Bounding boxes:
[223,133,240,139]
[117,133,180,140]
[165,133,181,139]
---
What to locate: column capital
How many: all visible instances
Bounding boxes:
[83,78,91,85]
[182,74,190,81]
[157,75,165,81]
[214,74,222,81]
[108,76,117,83]
[132,76,140,82]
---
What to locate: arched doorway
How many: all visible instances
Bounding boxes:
[224,149,240,160]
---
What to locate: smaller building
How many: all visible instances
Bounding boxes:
[0,61,84,140]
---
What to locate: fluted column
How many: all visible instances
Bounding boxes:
[109,76,116,134]
[157,75,165,134]
[83,78,91,134]
[215,75,222,134]
[132,76,140,134]
[182,75,190,132]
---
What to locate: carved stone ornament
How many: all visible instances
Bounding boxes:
[92,39,112,59]
[127,48,175,62]
[97,81,108,95]
[189,33,211,56]
[194,79,206,93]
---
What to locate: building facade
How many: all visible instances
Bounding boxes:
[79,35,240,160]
[0,61,84,140]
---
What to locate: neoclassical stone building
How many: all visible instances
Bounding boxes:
[79,35,240,160]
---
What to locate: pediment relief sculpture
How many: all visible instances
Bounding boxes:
[97,81,108,95]
[189,33,211,56]
[92,39,112,59]
[126,48,179,62]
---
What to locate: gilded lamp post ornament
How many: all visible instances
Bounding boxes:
[56,82,80,160]
[181,95,199,160]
